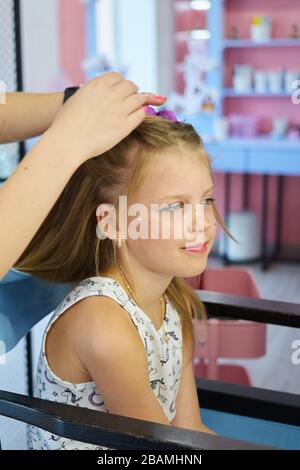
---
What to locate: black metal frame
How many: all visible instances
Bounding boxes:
[0,0,25,188]
[1,291,300,450]
[13,0,25,161]
[0,388,273,450]
[198,378,300,428]
[1,377,299,450]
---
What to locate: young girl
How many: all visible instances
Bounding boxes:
[15,112,234,450]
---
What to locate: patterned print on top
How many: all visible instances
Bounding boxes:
[28,276,183,450]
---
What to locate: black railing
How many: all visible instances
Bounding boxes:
[0,389,273,450]
[200,290,300,327]
[1,290,300,450]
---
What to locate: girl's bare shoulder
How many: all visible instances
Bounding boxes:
[59,294,135,337]
[45,295,140,384]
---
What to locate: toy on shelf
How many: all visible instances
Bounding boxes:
[229,25,239,40]
[290,24,300,40]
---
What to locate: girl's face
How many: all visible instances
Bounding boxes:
[122,147,217,279]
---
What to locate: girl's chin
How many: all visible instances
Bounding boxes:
[176,254,208,276]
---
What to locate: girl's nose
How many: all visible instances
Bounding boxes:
[187,204,215,238]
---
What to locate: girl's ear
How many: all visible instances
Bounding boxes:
[96,204,118,241]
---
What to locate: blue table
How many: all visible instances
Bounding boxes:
[203,137,300,270]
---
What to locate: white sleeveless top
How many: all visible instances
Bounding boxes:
[28,276,183,450]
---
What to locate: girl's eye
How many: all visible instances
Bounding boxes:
[203,197,215,206]
[160,202,185,212]
[160,198,215,212]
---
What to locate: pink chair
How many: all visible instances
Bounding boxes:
[185,267,266,386]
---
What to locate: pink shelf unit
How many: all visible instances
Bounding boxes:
[224,0,300,135]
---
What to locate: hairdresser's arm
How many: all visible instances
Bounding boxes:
[0,92,64,143]
[75,296,171,426]
[0,133,82,280]
[0,72,165,279]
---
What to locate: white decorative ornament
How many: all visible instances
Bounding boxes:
[168,38,219,115]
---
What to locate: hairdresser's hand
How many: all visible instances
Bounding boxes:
[45,72,166,165]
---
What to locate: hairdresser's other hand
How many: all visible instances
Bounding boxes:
[45,72,166,164]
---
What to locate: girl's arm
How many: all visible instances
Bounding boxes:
[170,318,217,435]
[0,92,64,143]
[74,296,171,426]
[170,356,217,435]
[0,72,165,279]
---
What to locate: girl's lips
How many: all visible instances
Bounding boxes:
[182,241,208,249]
[181,241,208,254]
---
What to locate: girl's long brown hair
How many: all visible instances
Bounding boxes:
[15,116,239,362]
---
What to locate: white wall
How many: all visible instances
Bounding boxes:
[114,0,159,92]
[96,0,117,64]
[155,0,175,98]
[20,0,60,91]
[111,0,175,97]
[20,0,176,102]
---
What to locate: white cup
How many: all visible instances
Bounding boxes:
[233,65,253,92]
[251,23,271,42]
[268,70,283,93]
[284,70,299,94]
[254,70,268,93]
[250,16,272,43]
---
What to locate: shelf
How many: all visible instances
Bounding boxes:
[223,89,291,98]
[203,136,300,150]
[222,39,300,49]
[204,137,300,176]
[199,0,300,177]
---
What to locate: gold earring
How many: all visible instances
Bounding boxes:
[96,223,107,240]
